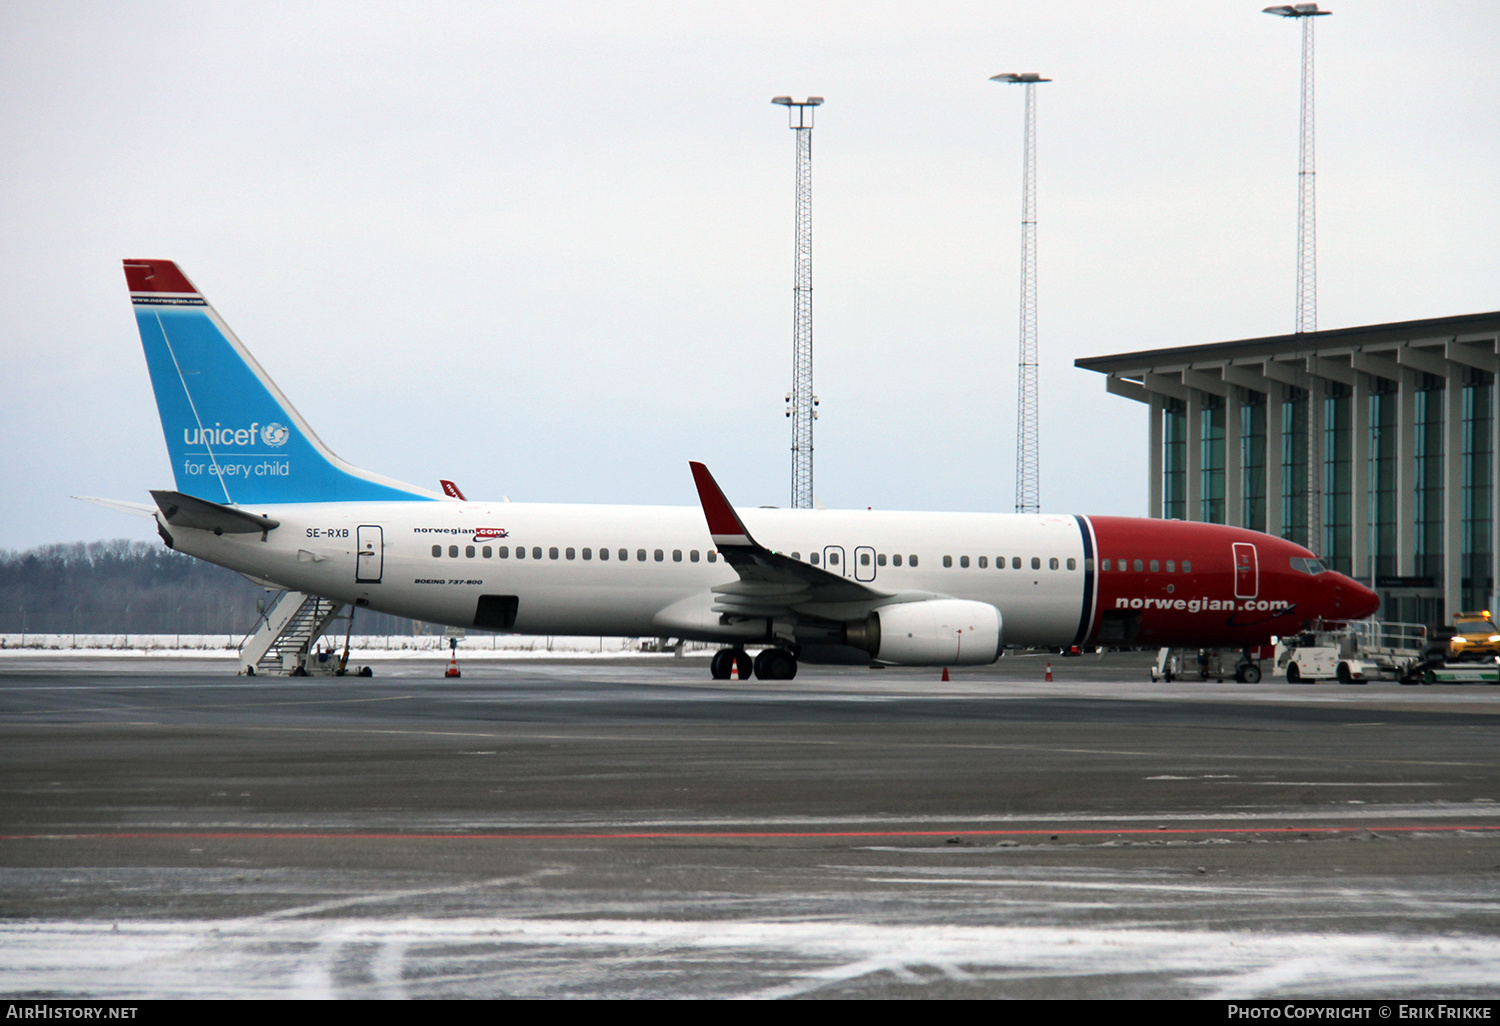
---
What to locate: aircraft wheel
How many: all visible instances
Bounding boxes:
[1285,662,1302,684]
[710,649,735,680]
[731,649,754,681]
[1240,663,1262,684]
[754,648,798,681]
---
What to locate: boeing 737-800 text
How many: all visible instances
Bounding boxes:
[106,259,1379,679]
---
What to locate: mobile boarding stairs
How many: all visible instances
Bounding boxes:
[238,590,367,676]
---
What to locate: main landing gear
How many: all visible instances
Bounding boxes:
[710,647,798,681]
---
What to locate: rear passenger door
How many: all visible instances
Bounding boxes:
[356,525,384,584]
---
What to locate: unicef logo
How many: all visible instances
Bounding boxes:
[261,422,291,447]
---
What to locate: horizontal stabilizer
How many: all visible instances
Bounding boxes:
[72,495,158,519]
[150,490,281,535]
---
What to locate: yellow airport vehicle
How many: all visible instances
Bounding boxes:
[1446,611,1500,661]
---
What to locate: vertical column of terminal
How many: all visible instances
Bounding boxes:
[1264,383,1286,539]
[1444,370,1465,620]
[1395,367,1417,578]
[1351,371,1371,581]
[1149,394,1164,519]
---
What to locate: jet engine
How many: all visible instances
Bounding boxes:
[843,599,1003,666]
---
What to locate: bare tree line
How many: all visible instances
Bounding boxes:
[0,540,418,636]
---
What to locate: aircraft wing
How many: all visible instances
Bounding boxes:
[689,462,889,618]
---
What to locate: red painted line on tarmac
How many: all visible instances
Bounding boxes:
[2,824,1498,842]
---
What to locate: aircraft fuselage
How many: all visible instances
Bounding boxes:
[164,500,1373,652]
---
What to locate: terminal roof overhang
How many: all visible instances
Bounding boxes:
[1076,310,1500,399]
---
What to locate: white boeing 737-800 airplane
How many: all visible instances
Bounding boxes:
[106,259,1378,680]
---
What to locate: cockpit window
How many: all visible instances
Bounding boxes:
[1290,557,1326,575]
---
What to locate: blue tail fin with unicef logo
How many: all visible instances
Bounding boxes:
[125,259,441,506]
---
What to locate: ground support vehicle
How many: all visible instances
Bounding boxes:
[1444,611,1500,661]
[1274,620,1427,683]
[1150,645,1271,684]
[1420,662,1500,684]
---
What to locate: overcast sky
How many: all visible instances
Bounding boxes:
[2,1,1497,552]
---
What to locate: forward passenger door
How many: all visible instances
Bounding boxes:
[1233,542,1258,600]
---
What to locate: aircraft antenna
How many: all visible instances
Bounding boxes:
[773,96,822,510]
[991,73,1050,515]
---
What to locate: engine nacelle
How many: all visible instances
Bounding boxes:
[844,599,1003,666]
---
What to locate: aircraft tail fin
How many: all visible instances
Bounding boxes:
[124,260,439,505]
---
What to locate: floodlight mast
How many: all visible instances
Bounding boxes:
[1265,5,1330,550]
[1264,4,1330,335]
[773,96,823,510]
[991,73,1050,515]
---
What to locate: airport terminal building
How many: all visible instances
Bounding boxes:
[1078,311,1500,626]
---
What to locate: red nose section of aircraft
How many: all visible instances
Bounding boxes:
[1330,574,1381,621]
[1085,517,1379,649]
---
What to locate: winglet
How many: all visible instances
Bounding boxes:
[440,479,467,500]
[689,462,756,549]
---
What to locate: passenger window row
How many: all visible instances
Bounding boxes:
[428,542,1103,576]
[431,544,719,563]
[941,555,1078,571]
[1099,558,1192,573]
[792,551,920,568]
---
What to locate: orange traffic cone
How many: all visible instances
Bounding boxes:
[941,667,950,681]
[445,648,461,678]
[1045,662,1053,682]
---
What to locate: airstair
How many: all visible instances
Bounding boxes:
[239,591,347,676]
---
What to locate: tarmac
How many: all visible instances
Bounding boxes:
[2,650,1498,998]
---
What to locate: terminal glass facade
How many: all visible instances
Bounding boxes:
[1240,391,1267,533]
[1322,382,1353,575]
[1200,395,1225,524]
[1414,375,1445,580]
[1163,398,1186,520]
[1462,369,1493,610]
[1368,378,1398,579]
[1280,386,1309,548]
